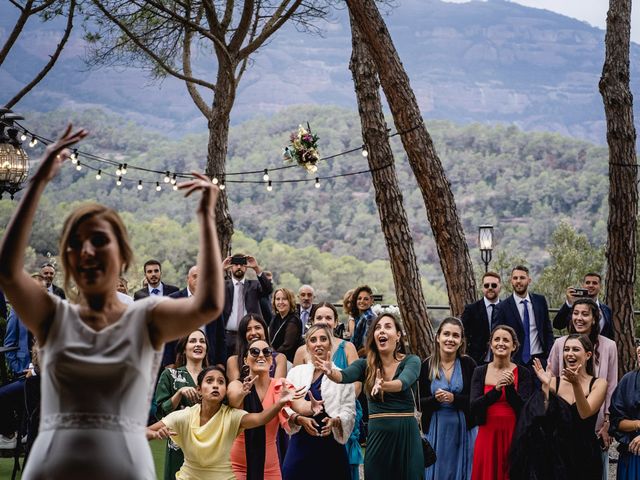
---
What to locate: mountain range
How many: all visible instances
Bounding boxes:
[1,0,639,143]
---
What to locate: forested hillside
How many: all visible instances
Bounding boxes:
[0,105,609,304]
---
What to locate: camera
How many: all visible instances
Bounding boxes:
[572,287,589,297]
[231,256,247,266]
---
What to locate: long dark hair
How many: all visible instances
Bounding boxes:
[569,298,601,365]
[364,313,406,399]
[197,365,228,387]
[563,334,596,376]
[235,314,268,376]
[351,285,373,318]
[174,330,210,368]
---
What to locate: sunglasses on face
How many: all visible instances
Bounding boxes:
[483,283,498,289]
[248,347,272,358]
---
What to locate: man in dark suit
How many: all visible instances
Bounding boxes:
[40,263,65,299]
[133,259,179,300]
[552,272,614,340]
[461,271,501,364]
[492,265,554,367]
[221,253,273,356]
[161,266,226,369]
[296,284,317,335]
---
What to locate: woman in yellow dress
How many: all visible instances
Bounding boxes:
[147,366,301,480]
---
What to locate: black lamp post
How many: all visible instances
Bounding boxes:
[0,109,29,200]
[478,225,494,273]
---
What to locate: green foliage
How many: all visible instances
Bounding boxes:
[1,105,616,304]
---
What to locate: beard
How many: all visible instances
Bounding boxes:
[233,269,245,279]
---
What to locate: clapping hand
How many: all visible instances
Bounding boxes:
[533,358,552,387]
[371,369,384,396]
[561,364,582,385]
[495,370,514,391]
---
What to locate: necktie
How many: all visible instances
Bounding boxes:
[301,310,309,333]
[488,304,495,329]
[151,288,160,295]
[521,299,531,364]
[235,282,244,327]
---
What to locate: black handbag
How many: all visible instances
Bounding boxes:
[412,383,437,468]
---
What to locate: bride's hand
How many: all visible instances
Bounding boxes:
[33,124,88,183]
[178,172,220,215]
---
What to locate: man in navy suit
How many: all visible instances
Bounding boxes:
[492,265,554,367]
[160,266,226,368]
[461,271,502,364]
[221,253,273,356]
[133,259,179,300]
[552,272,614,340]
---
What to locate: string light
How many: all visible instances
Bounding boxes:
[315,177,320,188]
[172,184,178,191]
[266,180,273,192]
[116,176,122,186]
[95,169,102,180]
[137,180,143,190]
[75,161,82,171]
[361,145,369,157]
[171,173,177,185]
[212,177,219,185]
[155,182,161,191]
[220,182,226,190]
[20,133,27,142]
[164,171,170,183]
[29,136,38,147]
[116,164,123,175]
[70,149,78,163]
[263,169,269,181]
[121,163,128,175]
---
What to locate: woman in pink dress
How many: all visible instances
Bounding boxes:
[470,326,534,480]
[228,339,287,480]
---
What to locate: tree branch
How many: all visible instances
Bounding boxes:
[30,0,58,15]
[182,4,213,118]
[4,0,76,109]
[238,0,303,60]
[0,0,34,66]
[91,0,216,91]
[221,0,235,32]
[228,0,255,52]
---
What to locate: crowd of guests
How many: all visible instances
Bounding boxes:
[0,126,639,480]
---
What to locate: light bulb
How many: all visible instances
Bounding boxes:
[263,169,269,181]
[96,170,102,180]
[122,164,128,175]
[171,174,177,185]
[137,180,143,190]
[156,182,161,192]
[315,178,320,188]
[220,183,226,190]
[212,177,219,185]
[164,171,170,183]
[76,161,82,171]
[266,180,273,192]
[116,164,122,176]
[116,176,122,186]
[20,133,27,142]
[362,147,369,157]
[172,184,178,191]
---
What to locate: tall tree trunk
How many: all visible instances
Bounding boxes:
[206,66,237,257]
[349,16,434,357]
[345,0,476,316]
[599,0,638,376]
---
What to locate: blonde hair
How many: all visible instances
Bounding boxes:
[59,203,133,298]
[272,287,296,316]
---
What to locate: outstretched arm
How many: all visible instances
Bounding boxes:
[0,125,87,343]
[149,172,224,347]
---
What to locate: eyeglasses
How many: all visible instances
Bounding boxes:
[248,347,272,358]
[483,283,498,289]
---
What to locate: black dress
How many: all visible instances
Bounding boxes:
[510,377,602,480]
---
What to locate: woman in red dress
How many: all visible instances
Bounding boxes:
[470,326,534,480]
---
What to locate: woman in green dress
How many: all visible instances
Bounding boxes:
[317,313,424,480]
[155,329,209,480]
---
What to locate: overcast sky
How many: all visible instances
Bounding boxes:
[444,0,640,43]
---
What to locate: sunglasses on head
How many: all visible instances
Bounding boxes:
[483,283,498,289]
[248,347,272,358]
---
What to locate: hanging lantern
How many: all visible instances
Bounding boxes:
[0,111,30,200]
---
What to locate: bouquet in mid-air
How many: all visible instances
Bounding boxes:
[283,124,320,173]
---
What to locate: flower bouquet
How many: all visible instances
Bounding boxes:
[283,124,320,173]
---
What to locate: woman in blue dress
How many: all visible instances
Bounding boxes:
[419,317,476,480]
[609,345,640,479]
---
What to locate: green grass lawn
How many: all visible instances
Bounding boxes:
[0,439,167,479]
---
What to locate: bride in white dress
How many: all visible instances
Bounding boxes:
[0,125,224,480]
